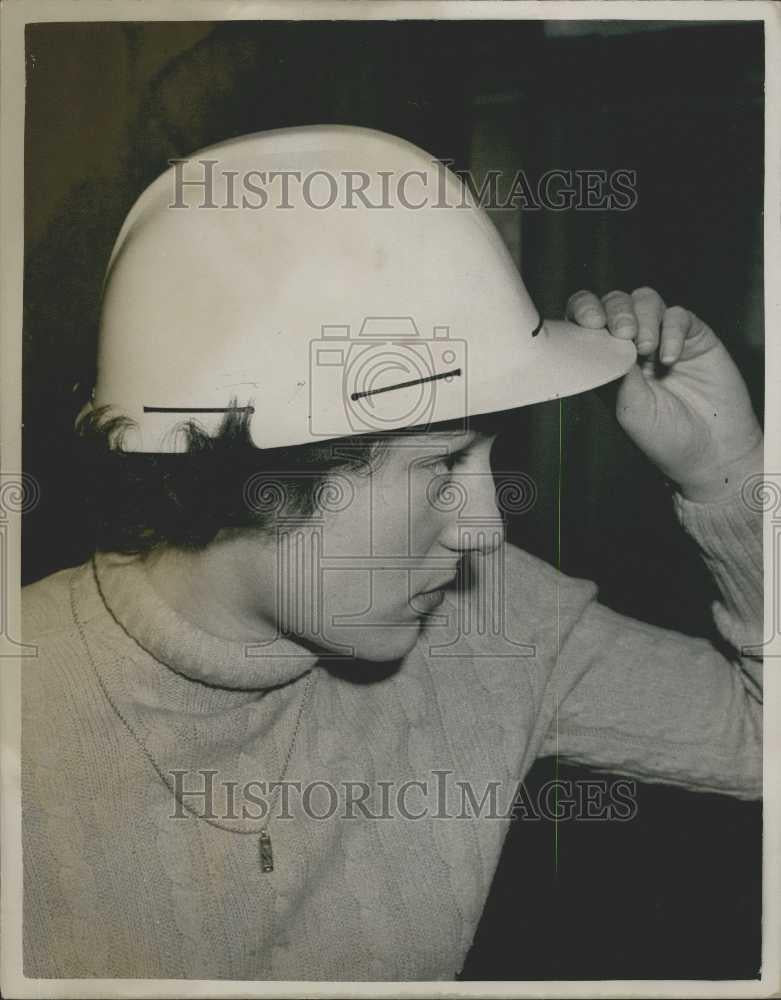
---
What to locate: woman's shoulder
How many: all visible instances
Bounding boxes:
[21,561,125,775]
[481,541,598,620]
[21,561,101,712]
[22,560,91,641]
[419,542,599,673]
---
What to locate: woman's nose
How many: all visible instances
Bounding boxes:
[434,474,505,554]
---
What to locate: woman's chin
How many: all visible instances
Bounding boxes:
[315,621,425,664]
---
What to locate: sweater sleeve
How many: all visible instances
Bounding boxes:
[538,491,763,799]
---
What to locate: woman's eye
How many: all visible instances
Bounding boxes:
[445,449,470,471]
[431,455,457,474]
[421,446,473,475]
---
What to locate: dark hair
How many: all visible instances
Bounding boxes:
[76,404,525,555]
[76,406,383,554]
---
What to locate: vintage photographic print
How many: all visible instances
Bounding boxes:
[1,2,778,997]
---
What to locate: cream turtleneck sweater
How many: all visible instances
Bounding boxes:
[21,492,762,981]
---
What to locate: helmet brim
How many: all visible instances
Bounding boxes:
[467,318,638,421]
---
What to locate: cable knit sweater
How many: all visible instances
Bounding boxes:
[21,492,762,981]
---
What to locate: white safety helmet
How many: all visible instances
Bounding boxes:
[86,125,636,451]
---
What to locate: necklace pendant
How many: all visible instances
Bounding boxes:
[259,828,274,872]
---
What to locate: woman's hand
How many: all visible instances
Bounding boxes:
[566,286,763,502]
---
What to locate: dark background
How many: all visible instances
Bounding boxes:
[23,19,764,980]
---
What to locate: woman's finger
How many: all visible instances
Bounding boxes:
[565,290,606,328]
[631,287,666,357]
[659,306,692,365]
[602,289,638,340]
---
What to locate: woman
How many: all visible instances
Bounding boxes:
[22,126,763,981]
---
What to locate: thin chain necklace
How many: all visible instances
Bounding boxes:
[71,559,317,873]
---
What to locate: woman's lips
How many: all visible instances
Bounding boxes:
[410,573,458,613]
[410,587,446,613]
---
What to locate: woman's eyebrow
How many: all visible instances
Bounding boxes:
[421,432,478,453]
[443,429,480,444]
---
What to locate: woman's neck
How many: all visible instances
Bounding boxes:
[139,536,280,646]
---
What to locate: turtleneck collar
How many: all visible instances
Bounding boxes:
[92,550,319,691]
